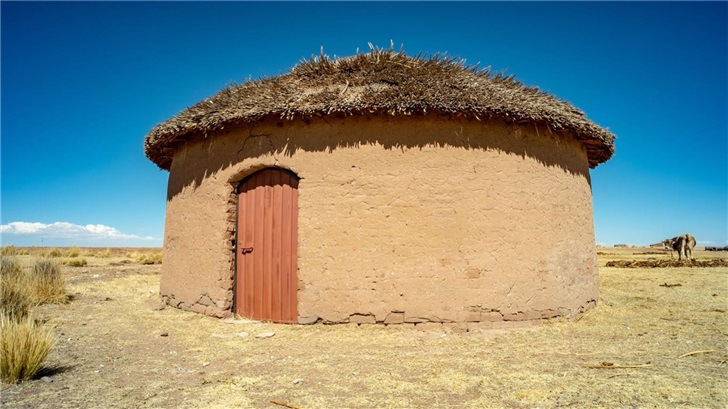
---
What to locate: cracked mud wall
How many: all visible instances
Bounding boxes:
[160,114,599,323]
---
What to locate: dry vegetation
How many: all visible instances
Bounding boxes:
[0,257,66,383]
[0,247,726,408]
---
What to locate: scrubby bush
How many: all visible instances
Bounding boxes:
[0,314,55,383]
[96,248,111,258]
[31,259,66,305]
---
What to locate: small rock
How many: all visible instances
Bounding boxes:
[298,315,319,325]
[255,332,275,339]
[146,300,167,311]
[210,333,228,339]
[292,378,304,385]
[160,332,169,337]
[236,331,249,338]
[41,376,52,383]
[202,362,210,367]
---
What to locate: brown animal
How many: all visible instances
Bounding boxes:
[663,234,696,261]
[662,239,675,258]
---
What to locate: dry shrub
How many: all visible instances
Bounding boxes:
[31,259,67,305]
[0,314,55,383]
[96,249,111,258]
[0,257,35,320]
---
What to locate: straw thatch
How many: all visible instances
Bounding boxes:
[144,46,615,170]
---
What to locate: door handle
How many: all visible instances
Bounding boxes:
[241,247,254,254]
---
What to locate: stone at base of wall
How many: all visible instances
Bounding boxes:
[345,320,542,333]
[162,294,231,319]
[161,293,597,327]
[298,316,320,325]
[331,301,597,327]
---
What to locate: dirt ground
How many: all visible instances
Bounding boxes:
[1,248,726,408]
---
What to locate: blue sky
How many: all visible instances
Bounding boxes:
[1,1,726,248]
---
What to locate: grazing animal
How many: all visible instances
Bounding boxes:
[663,234,696,261]
[662,239,675,258]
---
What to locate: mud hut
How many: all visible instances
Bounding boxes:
[144,48,615,326]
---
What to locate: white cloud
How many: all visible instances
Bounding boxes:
[0,221,156,242]
[0,222,47,234]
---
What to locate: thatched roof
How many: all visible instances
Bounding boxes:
[144,48,615,170]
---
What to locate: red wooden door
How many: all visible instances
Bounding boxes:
[235,168,299,323]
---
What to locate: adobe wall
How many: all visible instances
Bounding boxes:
[160,115,599,323]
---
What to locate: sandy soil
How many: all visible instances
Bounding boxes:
[1,248,726,408]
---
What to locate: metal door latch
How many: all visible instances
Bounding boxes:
[241,247,254,254]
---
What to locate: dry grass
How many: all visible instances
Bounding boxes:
[45,248,63,258]
[126,251,163,265]
[1,245,18,256]
[145,47,615,171]
[0,257,35,320]
[5,247,163,267]
[1,256,68,316]
[62,258,88,267]
[65,246,80,258]
[0,247,725,408]
[30,259,67,305]
[0,257,63,384]
[0,314,56,384]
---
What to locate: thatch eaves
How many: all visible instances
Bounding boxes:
[144,48,615,170]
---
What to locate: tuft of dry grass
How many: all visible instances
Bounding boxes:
[0,257,36,320]
[1,245,18,256]
[0,314,56,384]
[65,246,80,258]
[44,248,63,258]
[62,258,88,267]
[126,251,163,265]
[30,259,67,305]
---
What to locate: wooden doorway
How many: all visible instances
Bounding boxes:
[235,168,299,323]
